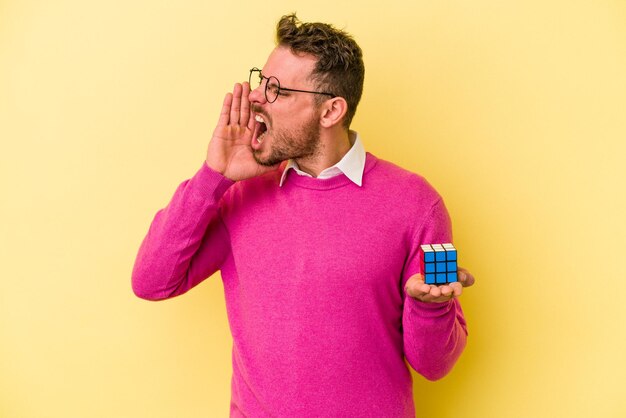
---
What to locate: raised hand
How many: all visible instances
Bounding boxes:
[205,82,278,181]
[404,267,475,303]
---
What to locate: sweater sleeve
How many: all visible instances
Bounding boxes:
[401,198,468,380]
[131,162,235,301]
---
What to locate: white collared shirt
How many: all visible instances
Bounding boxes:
[279,130,366,187]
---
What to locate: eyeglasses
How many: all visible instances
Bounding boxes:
[249,67,336,103]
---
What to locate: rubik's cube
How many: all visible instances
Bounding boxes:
[420,243,458,285]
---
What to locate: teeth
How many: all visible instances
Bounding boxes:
[254,114,266,144]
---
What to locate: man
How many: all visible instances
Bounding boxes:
[132,14,474,417]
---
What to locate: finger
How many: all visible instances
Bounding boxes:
[240,82,251,127]
[218,92,233,126]
[407,285,431,299]
[458,267,475,287]
[440,285,453,297]
[429,286,441,298]
[230,83,242,125]
[450,282,463,297]
[247,100,257,131]
[418,282,432,294]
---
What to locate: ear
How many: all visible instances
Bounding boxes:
[319,97,348,128]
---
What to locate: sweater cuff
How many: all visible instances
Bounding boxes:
[195,161,236,201]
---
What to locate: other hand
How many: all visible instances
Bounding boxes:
[404,267,475,303]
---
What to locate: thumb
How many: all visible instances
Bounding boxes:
[458,267,475,287]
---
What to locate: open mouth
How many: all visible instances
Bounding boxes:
[254,114,268,144]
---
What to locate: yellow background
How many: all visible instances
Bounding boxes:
[2,0,625,417]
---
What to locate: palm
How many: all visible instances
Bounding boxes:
[206,82,277,181]
[405,267,475,303]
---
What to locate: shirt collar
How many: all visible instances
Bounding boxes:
[279,130,366,187]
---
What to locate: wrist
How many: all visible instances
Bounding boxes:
[205,157,226,175]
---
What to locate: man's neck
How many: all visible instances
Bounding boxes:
[294,129,353,177]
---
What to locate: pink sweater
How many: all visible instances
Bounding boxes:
[132,153,467,417]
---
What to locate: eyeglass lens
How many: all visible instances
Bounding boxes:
[249,68,280,103]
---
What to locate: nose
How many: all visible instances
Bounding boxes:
[248,83,267,105]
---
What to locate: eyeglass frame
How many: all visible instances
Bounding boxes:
[249,67,336,103]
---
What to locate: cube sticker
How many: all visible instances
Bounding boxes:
[420,243,458,285]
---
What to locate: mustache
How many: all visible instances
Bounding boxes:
[251,105,270,123]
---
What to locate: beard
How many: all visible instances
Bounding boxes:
[252,114,321,167]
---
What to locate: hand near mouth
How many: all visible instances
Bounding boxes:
[205,82,278,181]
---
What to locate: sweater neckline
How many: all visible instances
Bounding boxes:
[279,153,378,190]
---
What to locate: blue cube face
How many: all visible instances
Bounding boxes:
[425,273,436,284]
[422,243,458,285]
